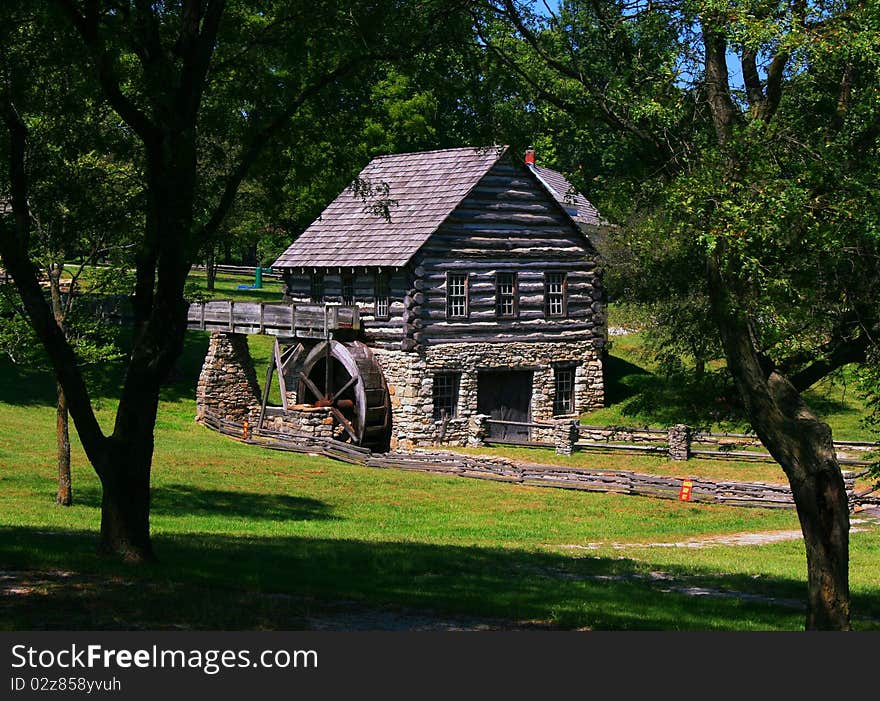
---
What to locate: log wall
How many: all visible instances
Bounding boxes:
[413,162,605,348]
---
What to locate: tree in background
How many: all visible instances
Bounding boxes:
[1,0,475,561]
[483,0,880,629]
[1,12,136,505]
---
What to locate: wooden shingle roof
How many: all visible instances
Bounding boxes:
[272,145,607,269]
[528,164,605,228]
[273,146,508,269]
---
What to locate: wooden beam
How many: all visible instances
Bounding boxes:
[273,337,288,411]
[258,360,275,429]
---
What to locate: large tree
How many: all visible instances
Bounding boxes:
[0,0,472,561]
[1,13,136,505]
[482,0,880,629]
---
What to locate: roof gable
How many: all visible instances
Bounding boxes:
[273,146,507,269]
[528,164,605,229]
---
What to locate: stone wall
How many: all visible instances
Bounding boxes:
[262,406,336,441]
[373,341,603,450]
[196,332,261,424]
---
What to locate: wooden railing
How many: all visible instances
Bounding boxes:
[191,264,283,280]
[478,418,878,468]
[186,300,360,337]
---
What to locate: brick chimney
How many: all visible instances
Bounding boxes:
[524,148,536,166]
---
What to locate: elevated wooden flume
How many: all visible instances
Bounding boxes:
[187,300,391,451]
[186,299,360,338]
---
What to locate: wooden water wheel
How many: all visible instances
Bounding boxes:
[295,340,391,450]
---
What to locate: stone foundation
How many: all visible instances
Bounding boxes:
[373,341,603,450]
[196,332,261,424]
[263,406,337,441]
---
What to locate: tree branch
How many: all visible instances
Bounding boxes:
[740,48,764,110]
[788,331,873,393]
[701,17,740,145]
[198,54,394,242]
[177,0,226,121]
[55,0,159,143]
[495,0,669,158]
[759,49,789,123]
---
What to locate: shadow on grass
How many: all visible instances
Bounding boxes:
[76,484,336,522]
[5,526,877,631]
[160,332,210,404]
[602,353,649,407]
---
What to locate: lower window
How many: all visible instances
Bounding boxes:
[553,365,575,415]
[433,372,461,421]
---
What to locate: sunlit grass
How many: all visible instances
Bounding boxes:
[0,287,877,630]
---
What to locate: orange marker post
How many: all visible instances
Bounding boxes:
[678,479,693,502]
[242,418,250,440]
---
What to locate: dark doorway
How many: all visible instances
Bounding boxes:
[478,370,533,441]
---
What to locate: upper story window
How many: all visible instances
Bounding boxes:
[446,272,468,319]
[310,271,324,303]
[341,272,355,305]
[544,272,567,318]
[496,272,518,318]
[375,272,390,319]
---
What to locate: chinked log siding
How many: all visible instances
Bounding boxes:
[414,161,602,346]
[283,268,410,348]
[277,152,604,350]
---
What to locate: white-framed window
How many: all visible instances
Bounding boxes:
[433,372,461,420]
[496,271,518,318]
[375,272,390,319]
[544,272,567,318]
[446,272,468,319]
[553,364,576,415]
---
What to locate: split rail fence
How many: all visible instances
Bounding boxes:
[478,417,878,469]
[201,413,877,511]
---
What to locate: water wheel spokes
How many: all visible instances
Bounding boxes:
[329,406,359,442]
[329,374,358,402]
[296,340,390,449]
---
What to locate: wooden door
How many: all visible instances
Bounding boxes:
[478,371,533,441]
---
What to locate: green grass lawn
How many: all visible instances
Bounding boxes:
[186,269,286,303]
[0,282,877,630]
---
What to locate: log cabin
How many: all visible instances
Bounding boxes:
[271,145,607,449]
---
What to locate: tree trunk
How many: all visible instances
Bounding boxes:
[789,457,851,629]
[206,246,217,291]
[707,258,851,630]
[48,264,73,506]
[55,382,72,506]
[96,440,155,563]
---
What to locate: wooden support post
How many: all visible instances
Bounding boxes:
[258,360,274,430]
[259,302,265,334]
[199,302,206,330]
[273,337,289,411]
[228,300,235,332]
